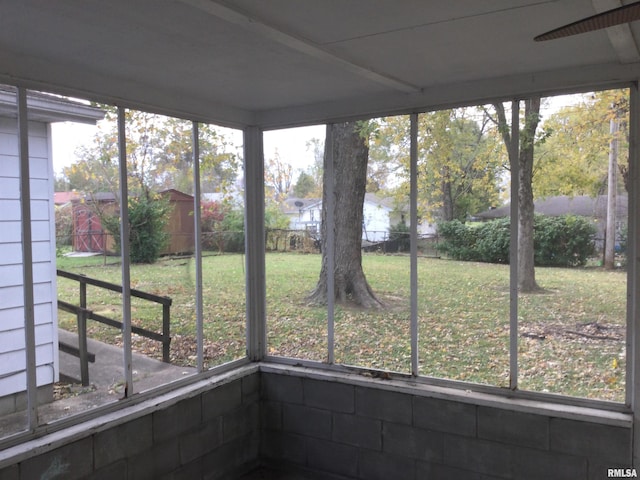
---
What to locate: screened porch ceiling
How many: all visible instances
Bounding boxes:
[2,0,640,129]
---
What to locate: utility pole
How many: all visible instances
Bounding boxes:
[604,111,619,270]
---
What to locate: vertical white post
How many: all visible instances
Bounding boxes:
[192,122,204,372]
[18,87,38,429]
[509,100,520,391]
[117,107,133,396]
[628,82,640,464]
[326,125,335,364]
[244,126,266,361]
[410,113,419,376]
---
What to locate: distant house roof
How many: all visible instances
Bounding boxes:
[474,195,628,221]
[364,193,396,211]
[54,191,116,205]
[54,191,81,205]
[282,197,321,214]
[160,189,194,202]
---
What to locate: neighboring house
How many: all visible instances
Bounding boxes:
[0,90,104,413]
[283,197,321,236]
[67,189,195,255]
[283,193,436,243]
[473,194,628,249]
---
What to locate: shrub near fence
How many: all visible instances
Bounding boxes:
[438,214,596,267]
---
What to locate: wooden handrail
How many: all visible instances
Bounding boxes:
[57,271,172,364]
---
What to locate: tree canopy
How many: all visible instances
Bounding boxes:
[59,108,239,197]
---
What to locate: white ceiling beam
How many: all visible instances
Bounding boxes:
[592,0,640,63]
[179,0,422,94]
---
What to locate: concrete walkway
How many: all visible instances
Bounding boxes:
[43,329,196,422]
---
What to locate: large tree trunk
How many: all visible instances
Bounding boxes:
[308,122,383,309]
[441,165,454,221]
[518,98,541,292]
[494,98,541,292]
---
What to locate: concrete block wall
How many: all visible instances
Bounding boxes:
[260,370,633,480]
[0,365,633,479]
[0,371,260,480]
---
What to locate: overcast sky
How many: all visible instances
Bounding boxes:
[51,121,325,177]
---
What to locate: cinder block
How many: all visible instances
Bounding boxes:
[242,372,260,405]
[86,460,127,480]
[222,403,259,442]
[282,404,331,440]
[332,413,381,450]
[201,433,259,480]
[477,406,548,449]
[19,437,94,480]
[413,396,476,437]
[261,373,304,405]
[179,417,223,465]
[0,465,18,480]
[359,449,415,480]
[417,461,504,480]
[160,457,203,480]
[303,378,354,413]
[355,386,412,425]
[153,395,202,443]
[382,422,443,463]
[260,430,307,466]
[588,459,636,480]
[94,415,153,469]
[128,440,181,480]
[550,418,631,465]
[443,435,512,478]
[306,437,358,478]
[203,381,242,421]
[512,446,587,480]
[261,400,282,431]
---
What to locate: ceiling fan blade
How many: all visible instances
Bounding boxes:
[535,1,640,41]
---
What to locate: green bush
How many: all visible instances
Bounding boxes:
[438,215,595,267]
[102,193,169,263]
[436,220,480,261]
[534,215,595,267]
[55,204,74,246]
[220,205,245,253]
[389,219,410,252]
[475,218,511,264]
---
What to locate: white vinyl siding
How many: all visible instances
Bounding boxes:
[0,117,58,399]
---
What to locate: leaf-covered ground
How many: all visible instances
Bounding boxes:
[57,252,627,402]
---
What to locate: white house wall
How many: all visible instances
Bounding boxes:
[0,117,58,399]
[291,200,397,242]
[362,201,391,242]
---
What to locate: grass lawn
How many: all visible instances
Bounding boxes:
[56,252,627,402]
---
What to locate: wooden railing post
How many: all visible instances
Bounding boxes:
[77,308,89,386]
[162,302,171,363]
[79,274,87,309]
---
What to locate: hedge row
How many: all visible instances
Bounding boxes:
[437,215,596,267]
